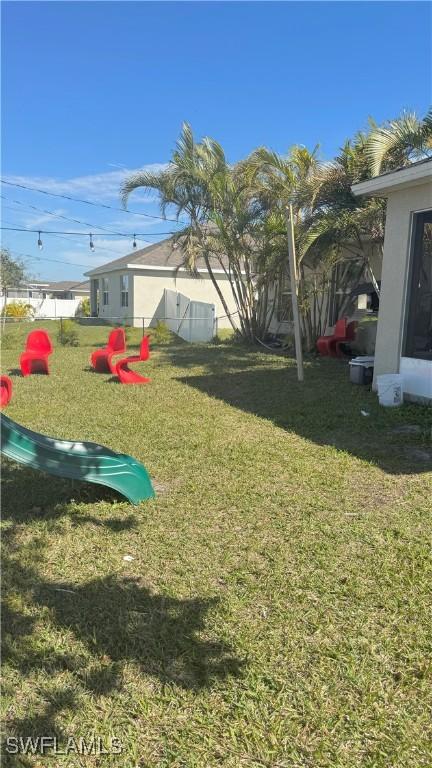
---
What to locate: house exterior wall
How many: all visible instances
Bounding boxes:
[90,279,99,315]
[373,180,432,388]
[89,268,239,330]
[131,270,239,329]
[91,270,134,322]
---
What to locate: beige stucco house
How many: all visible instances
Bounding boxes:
[85,238,239,331]
[352,158,432,402]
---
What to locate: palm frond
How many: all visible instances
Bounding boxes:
[366,110,432,176]
[120,169,168,208]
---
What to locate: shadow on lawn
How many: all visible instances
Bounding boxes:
[2,530,243,752]
[176,363,432,475]
[162,340,265,372]
[3,566,241,694]
[1,460,136,527]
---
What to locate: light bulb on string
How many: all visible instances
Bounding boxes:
[132,234,137,249]
[89,234,95,252]
[37,231,43,250]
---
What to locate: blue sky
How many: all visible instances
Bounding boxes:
[1,1,431,282]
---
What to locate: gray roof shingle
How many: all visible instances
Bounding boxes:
[48,280,90,292]
[85,237,227,276]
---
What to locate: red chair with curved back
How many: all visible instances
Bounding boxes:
[115,335,151,384]
[91,328,126,373]
[334,320,358,357]
[20,330,53,376]
[316,317,357,358]
[0,375,13,407]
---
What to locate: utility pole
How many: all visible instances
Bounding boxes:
[286,204,304,382]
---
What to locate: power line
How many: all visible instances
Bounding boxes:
[9,249,93,270]
[1,178,184,224]
[0,194,146,238]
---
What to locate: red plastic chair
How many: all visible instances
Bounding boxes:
[20,330,53,376]
[334,321,358,357]
[316,318,348,357]
[115,336,151,384]
[0,375,12,408]
[90,328,126,373]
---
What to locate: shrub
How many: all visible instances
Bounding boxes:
[57,319,79,346]
[352,316,378,355]
[75,297,91,317]
[150,320,172,345]
[214,328,235,344]
[1,301,34,319]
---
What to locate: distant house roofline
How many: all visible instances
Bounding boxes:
[19,279,51,288]
[47,280,90,292]
[85,263,228,277]
[352,157,432,198]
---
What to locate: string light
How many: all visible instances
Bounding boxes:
[0,215,127,258]
[132,234,137,249]
[1,226,177,237]
[37,231,43,250]
[89,233,95,252]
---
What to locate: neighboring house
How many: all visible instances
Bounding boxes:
[3,280,50,299]
[47,280,90,300]
[352,157,432,402]
[85,238,239,329]
[1,278,89,319]
[2,279,90,301]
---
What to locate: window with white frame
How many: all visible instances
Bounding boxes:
[102,277,109,306]
[120,274,129,308]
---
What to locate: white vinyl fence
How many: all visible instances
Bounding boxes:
[0,296,81,319]
[164,289,215,342]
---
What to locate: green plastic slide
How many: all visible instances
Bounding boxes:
[0,414,155,505]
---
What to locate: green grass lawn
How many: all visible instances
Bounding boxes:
[1,322,432,767]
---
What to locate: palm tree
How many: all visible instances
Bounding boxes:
[242,134,388,348]
[241,143,353,348]
[297,134,386,323]
[121,124,282,341]
[366,108,432,176]
[121,123,237,328]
